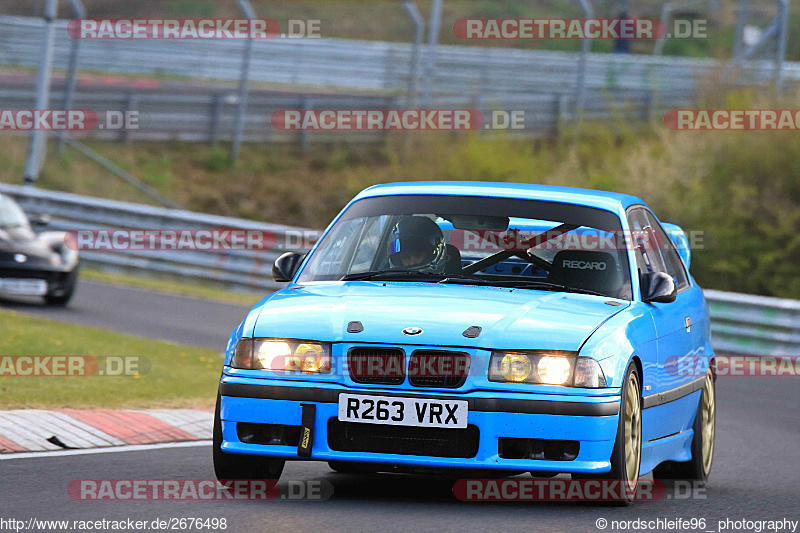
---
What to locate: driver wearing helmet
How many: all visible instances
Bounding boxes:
[388,216,447,273]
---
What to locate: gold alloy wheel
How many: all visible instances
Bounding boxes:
[624,371,642,491]
[701,370,716,475]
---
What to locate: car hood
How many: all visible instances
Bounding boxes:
[252,281,629,351]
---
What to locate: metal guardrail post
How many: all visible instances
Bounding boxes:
[232,0,256,163]
[209,94,222,146]
[58,0,86,155]
[122,93,139,144]
[300,97,313,152]
[644,89,654,120]
[554,93,569,137]
[422,0,442,108]
[23,0,58,185]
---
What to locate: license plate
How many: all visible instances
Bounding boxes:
[0,278,47,296]
[338,393,468,429]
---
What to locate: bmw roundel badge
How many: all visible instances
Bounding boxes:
[402,326,423,336]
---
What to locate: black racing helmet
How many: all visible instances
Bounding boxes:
[388,216,446,272]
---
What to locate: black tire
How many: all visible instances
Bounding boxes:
[44,268,77,306]
[653,367,715,486]
[574,361,642,505]
[213,394,285,483]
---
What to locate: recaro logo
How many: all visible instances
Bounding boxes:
[562,260,607,270]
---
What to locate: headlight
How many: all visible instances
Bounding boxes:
[489,351,606,388]
[231,338,331,373]
[497,353,533,382]
[537,355,572,385]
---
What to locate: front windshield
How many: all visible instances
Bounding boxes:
[297,194,632,300]
[0,194,30,229]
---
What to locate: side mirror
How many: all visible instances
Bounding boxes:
[272,252,303,282]
[641,271,677,303]
[28,213,50,226]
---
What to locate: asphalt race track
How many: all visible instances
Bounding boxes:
[0,280,252,350]
[1,282,798,532]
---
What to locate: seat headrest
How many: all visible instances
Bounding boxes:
[550,251,622,293]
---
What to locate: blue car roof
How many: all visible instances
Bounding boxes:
[354,181,644,213]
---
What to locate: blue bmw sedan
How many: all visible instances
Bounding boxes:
[214,182,715,504]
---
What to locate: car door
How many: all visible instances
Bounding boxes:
[628,207,697,440]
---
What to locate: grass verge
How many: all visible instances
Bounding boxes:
[0,309,221,410]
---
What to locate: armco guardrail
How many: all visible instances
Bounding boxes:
[0,84,687,143]
[704,289,800,357]
[1,183,797,356]
[0,84,398,144]
[0,183,320,292]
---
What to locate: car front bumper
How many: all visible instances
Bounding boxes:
[218,375,621,474]
[0,264,76,295]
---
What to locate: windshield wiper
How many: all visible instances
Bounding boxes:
[438,276,605,296]
[502,280,607,297]
[342,272,607,297]
[437,274,504,286]
[341,270,445,282]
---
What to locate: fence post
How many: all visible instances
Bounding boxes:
[422,0,443,108]
[574,0,593,122]
[733,0,750,59]
[58,0,87,155]
[23,0,58,185]
[403,1,424,109]
[232,0,256,163]
[402,1,425,164]
[775,0,788,93]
